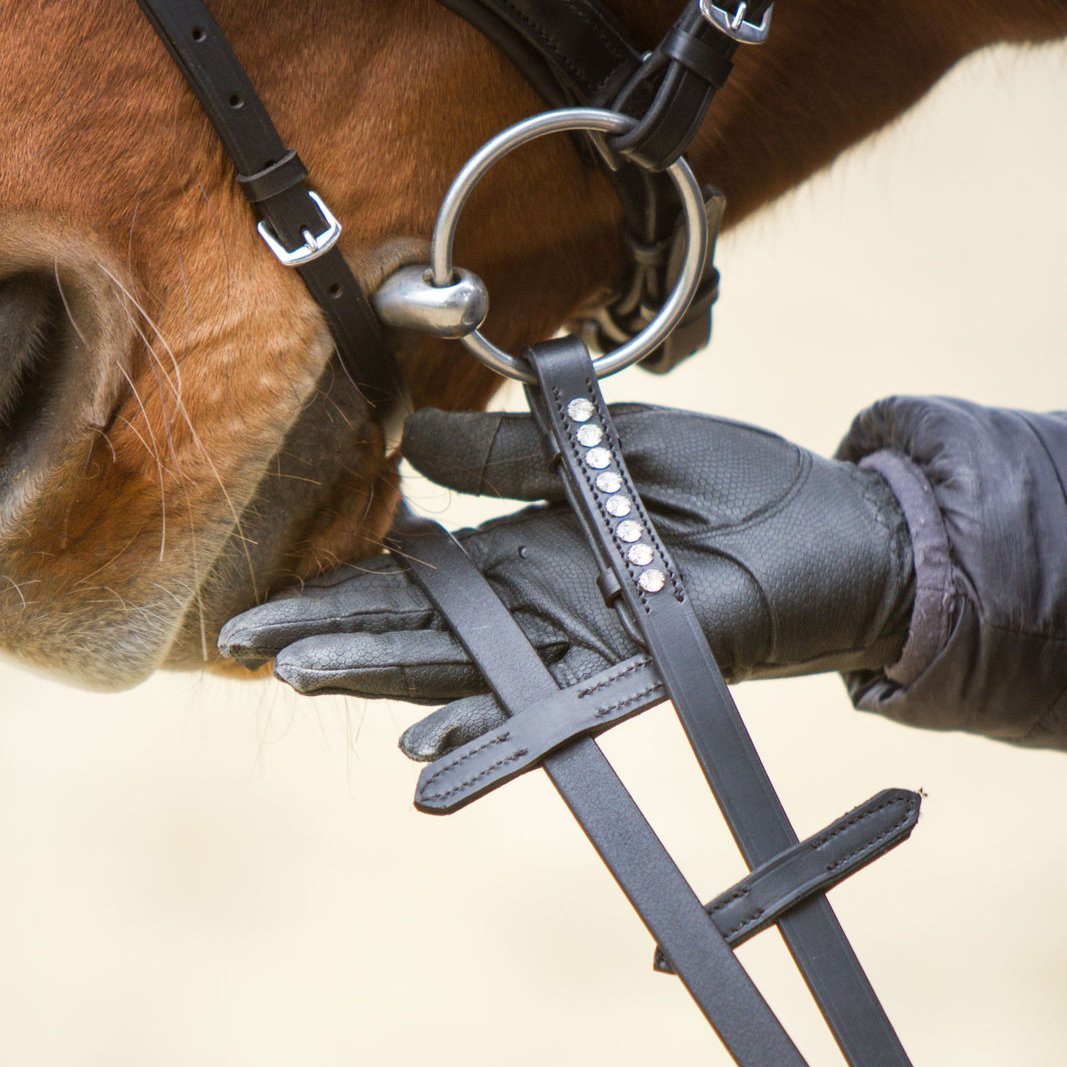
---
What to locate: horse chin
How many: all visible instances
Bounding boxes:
[0,342,397,692]
[0,222,419,691]
[161,357,400,676]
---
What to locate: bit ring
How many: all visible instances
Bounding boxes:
[429,108,708,383]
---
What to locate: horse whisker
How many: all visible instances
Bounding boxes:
[53,257,89,349]
[115,362,168,561]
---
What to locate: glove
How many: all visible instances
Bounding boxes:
[219,405,915,761]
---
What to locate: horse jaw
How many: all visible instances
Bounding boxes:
[0,213,397,689]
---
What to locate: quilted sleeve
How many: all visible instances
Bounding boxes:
[836,396,1067,748]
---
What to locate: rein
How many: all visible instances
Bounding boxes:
[136,2,920,1062]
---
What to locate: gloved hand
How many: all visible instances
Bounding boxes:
[219,405,915,761]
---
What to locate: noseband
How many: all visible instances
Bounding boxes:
[136,3,921,1063]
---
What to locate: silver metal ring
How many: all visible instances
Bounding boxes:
[429,108,708,383]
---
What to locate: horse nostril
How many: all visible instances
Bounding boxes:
[0,272,74,482]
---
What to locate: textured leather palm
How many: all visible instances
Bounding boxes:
[410,405,915,685]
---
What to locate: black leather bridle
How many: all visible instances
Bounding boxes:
[136,0,763,417]
[135,2,921,1063]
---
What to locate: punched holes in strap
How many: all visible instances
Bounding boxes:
[137,0,403,414]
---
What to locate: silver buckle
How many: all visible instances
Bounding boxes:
[699,0,773,44]
[257,191,342,266]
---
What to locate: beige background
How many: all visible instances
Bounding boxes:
[1,43,1064,1066]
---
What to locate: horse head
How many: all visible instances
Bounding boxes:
[0,0,1060,689]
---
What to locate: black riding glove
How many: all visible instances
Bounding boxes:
[219,405,915,761]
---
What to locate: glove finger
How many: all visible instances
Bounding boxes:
[399,693,507,762]
[218,559,437,669]
[403,403,661,502]
[399,644,613,762]
[272,629,485,702]
[403,408,558,501]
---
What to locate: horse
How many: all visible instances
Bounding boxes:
[0,0,1063,694]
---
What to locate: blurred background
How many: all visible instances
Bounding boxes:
[0,42,1063,1067]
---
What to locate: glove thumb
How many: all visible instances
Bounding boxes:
[399,692,506,762]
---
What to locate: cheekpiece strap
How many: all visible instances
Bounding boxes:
[137,0,404,413]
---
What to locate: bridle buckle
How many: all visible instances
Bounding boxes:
[257,191,342,266]
[699,0,774,44]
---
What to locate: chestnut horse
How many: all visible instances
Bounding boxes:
[0,0,1062,690]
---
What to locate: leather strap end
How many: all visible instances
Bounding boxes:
[654,788,922,972]
[414,654,666,815]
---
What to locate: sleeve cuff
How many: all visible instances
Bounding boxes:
[855,449,955,688]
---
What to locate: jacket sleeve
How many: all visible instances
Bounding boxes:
[836,396,1067,749]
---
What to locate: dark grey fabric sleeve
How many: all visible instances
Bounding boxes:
[836,396,1067,749]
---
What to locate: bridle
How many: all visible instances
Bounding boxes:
[136,0,756,416]
[135,2,922,1063]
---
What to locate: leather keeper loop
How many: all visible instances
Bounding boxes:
[661,28,734,88]
[237,149,309,204]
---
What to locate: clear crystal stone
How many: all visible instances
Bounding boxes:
[585,447,611,470]
[628,543,654,566]
[638,569,666,593]
[605,495,631,517]
[576,424,604,448]
[595,471,622,494]
[567,398,595,423]
[616,520,642,543]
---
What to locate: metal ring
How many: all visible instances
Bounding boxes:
[429,108,708,383]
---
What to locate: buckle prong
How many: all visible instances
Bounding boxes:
[257,191,342,266]
[699,0,774,44]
